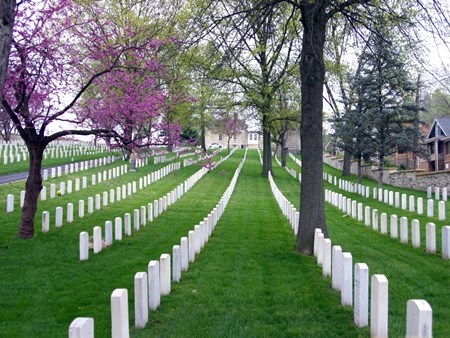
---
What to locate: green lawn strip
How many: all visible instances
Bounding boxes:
[322,175,449,256]
[0,151,244,337]
[0,152,226,244]
[0,150,121,176]
[131,150,367,338]
[0,160,195,244]
[274,160,450,337]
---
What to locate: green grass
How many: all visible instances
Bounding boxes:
[0,149,449,337]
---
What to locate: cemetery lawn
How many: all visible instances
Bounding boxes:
[0,149,448,337]
[0,150,122,176]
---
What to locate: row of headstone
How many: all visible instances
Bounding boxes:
[314,228,433,337]
[324,189,450,260]
[268,171,299,235]
[325,173,447,219]
[42,156,116,181]
[1,141,109,165]
[78,158,233,260]
[70,149,248,337]
[43,162,181,235]
[288,153,302,167]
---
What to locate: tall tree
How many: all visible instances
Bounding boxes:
[199,0,301,176]
[351,31,425,187]
[3,0,184,238]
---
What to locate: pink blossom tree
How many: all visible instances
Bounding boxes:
[212,111,246,154]
[2,0,184,238]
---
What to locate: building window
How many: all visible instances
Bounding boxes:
[233,135,237,141]
[219,134,222,141]
[447,142,450,155]
[253,133,258,140]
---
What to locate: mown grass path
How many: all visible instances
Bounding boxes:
[135,150,367,337]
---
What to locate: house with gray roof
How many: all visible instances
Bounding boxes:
[420,117,450,171]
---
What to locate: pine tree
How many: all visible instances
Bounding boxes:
[351,32,425,188]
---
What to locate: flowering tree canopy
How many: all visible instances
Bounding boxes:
[3,0,187,238]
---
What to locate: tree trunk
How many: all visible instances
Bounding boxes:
[261,114,272,176]
[377,154,384,188]
[295,3,328,255]
[201,122,206,152]
[342,149,352,176]
[281,147,288,167]
[18,141,44,238]
[357,156,362,184]
[0,0,16,103]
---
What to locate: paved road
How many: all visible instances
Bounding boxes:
[0,156,123,185]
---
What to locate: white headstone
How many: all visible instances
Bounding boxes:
[364,206,371,226]
[103,192,108,207]
[160,254,171,296]
[68,317,94,338]
[317,233,324,266]
[313,228,322,257]
[400,216,408,244]
[390,215,398,239]
[55,206,63,227]
[322,239,332,277]
[370,274,389,338]
[380,213,387,234]
[354,263,369,328]
[173,245,181,283]
[341,252,353,306]
[188,230,195,263]
[418,197,423,215]
[105,221,113,246]
[147,203,153,223]
[67,203,73,223]
[357,203,363,222]
[402,194,407,210]
[439,201,445,221]
[442,226,450,259]
[133,209,140,231]
[409,195,415,212]
[111,289,129,338]
[406,299,432,338]
[394,192,400,208]
[93,226,102,254]
[41,186,47,201]
[87,197,93,214]
[78,200,85,218]
[180,237,188,272]
[42,211,50,233]
[134,272,148,329]
[79,231,89,261]
[372,209,378,231]
[332,246,342,291]
[115,217,122,241]
[148,260,160,310]
[427,199,433,218]
[124,213,131,236]
[426,223,436,254]
[6,194,14,212]
[412,219,420,248]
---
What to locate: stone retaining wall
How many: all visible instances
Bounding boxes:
[323,154,450,193]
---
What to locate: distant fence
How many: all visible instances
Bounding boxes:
[323,153,450,194]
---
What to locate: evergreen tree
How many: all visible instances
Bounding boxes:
[351,32,425,188]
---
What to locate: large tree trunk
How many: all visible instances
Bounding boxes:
[18,141,44,238]
[295,3,328,255]
[200,121,206,152]
[377,154,384,188]
[357,156,362,184]
[342,149,352,176]
[0,0,16,102]
[281,147,288,167]
[261,114,272,176]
